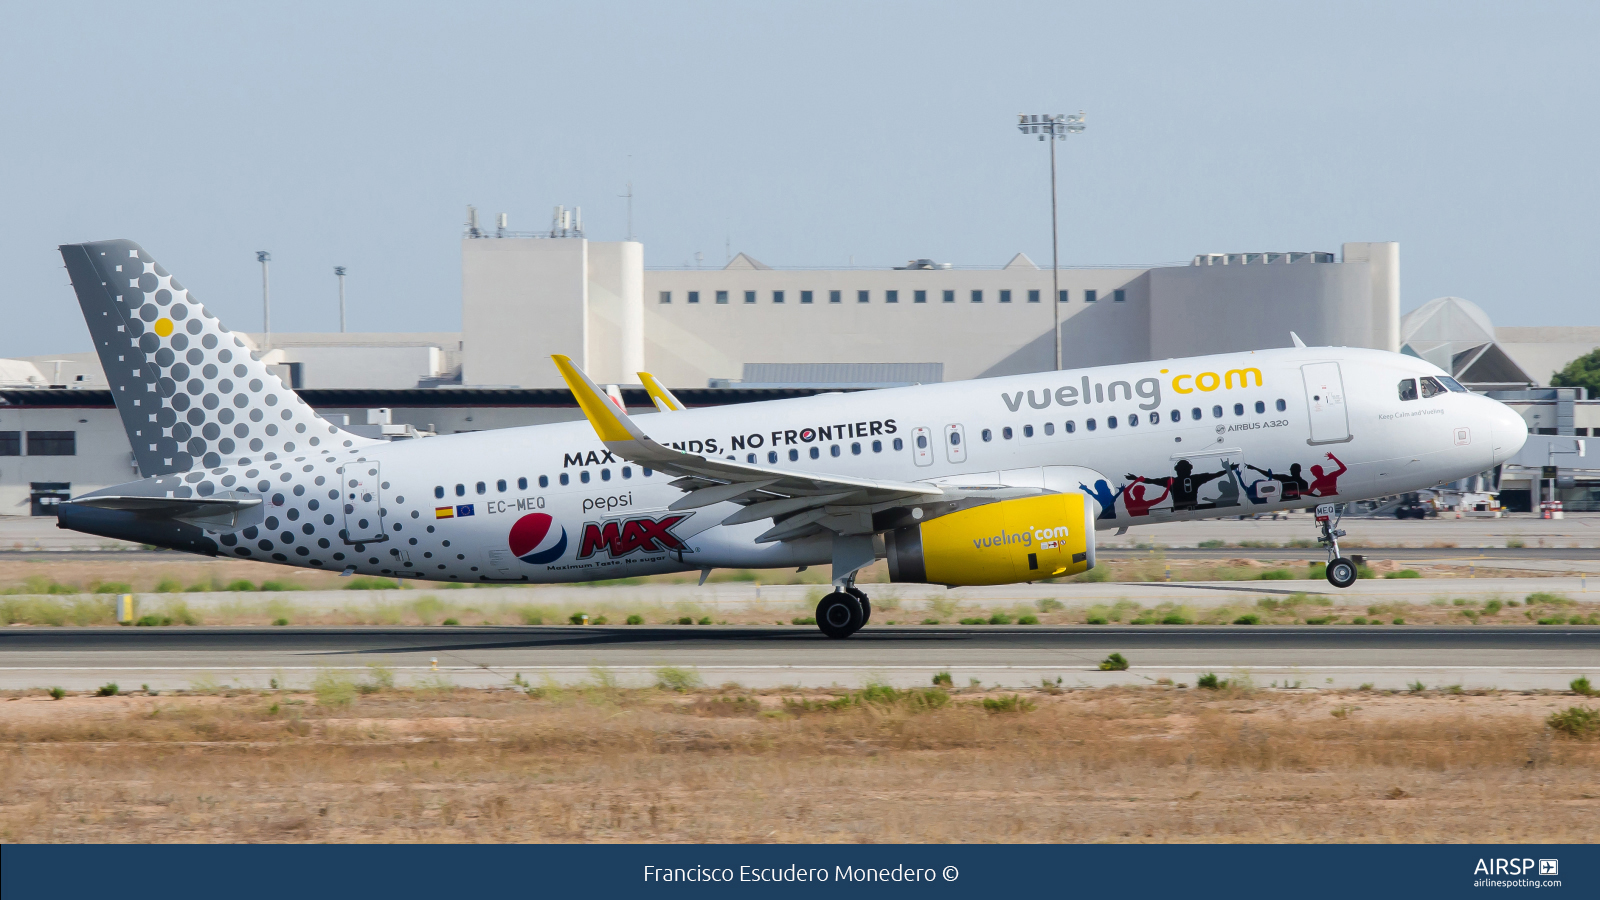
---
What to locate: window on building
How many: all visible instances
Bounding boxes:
[773,290,785,304]
[943,290,955,303]
[857,290,869,303]
[1398,379,1418,401]
[1085,290,1098,303]
[656,291,672,305]
[25,431,74,456]
[801,290,813,304]
[688,291,700,304]
[744,290,756,304]
[1114,289,1126,302]
[885,290,898,303]
[971,290,983,303]
[914,290,927,303]
[1028,289,1040,303]
[1059,289,1068,303]
[715,291,729,304]
[829,290,842,304]
[999,290,1012,303]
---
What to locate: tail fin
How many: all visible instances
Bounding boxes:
[59,239,376,476]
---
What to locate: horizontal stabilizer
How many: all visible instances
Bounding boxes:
[66,493,263,529]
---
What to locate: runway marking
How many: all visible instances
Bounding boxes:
[0,666,1588,672]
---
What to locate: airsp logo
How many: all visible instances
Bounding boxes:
[1540,859,1559,876]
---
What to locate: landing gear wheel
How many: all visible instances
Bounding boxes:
[1326,556,1358,588]
[846,587,871,625]
[816,591,864,639]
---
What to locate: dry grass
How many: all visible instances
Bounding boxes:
[1,685,1595,843]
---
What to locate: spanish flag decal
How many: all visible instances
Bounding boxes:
[435,506,454,519]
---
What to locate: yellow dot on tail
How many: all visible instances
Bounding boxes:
[153,318,174,337]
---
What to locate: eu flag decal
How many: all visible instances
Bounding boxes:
[455,504,475,517]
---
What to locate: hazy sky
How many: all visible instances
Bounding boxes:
[2,1,1596,357]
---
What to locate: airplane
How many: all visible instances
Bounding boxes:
[54,239,1529,638]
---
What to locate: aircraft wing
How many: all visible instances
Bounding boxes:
[637,371,685,412]
[554,355,965,542]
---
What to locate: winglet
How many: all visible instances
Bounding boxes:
[638,371,685,412]
[552,355,646,443]
[1290,331,1307,348]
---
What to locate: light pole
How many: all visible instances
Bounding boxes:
[256,251,272,349]
[1016,112,1086,371]
[334,266,347,333]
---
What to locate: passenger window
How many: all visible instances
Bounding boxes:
[1107,416,1118,429]
[1212,405,1223,418]
[1398,378,1418,401]
[434,486,444,499]
[476,481,486,494]
[1191,408,1201,420]
[1043,422,1054,436]
[518,477,528,490]
[1233,403,1244,416]
[949,431,961,445]
[1002,427,1013,439]
[559,473,569,486]
[809,446,819,459]
[747,453,757,463]
[455,484,465,496]
[1065,420,1075,433]
[1275,398,1287,411]
[830,445,841,457]
[1086,418,1097,431]
[893,437,903,451]
[981,430,992,442]
[1148,411,1159,425]
[1254,401,1265,414]
[1169,409,1180,423]
[1127,414,1138,427]
[622,467,632,479]
[788,448,799,461]
[1023,425,1034,437]
[768,451,779,463]
[497,479,507,492]
[643,468,652,476]
[851,442,861,455]
[601,468,611,481]
[872,440,883,452]
[580,471,591,483]
[1420,376,1447,398]
[539,475,549,488]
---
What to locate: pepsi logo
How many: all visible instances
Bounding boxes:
[508,513,568,565]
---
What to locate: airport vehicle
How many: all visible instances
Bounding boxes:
[55,240,1528,637]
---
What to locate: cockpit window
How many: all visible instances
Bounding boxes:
[1419,376,1447,398]
[1397,378,1418,401]
[1438,375,1468,393]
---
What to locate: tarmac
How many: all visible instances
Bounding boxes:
[2,624,1594,693]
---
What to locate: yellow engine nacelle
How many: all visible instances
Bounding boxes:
[885,493,1097,586]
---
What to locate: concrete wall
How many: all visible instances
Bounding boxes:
[585,241,644,385]
[1343,242,1401,353]
[642,267,1151,385]
[0,406,136,515]
[1148,259,1375,359]
[462,238,588,388]
[1496,326,1600,386]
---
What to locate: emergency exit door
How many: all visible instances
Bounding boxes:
[1301,362,1352,445]
[341,461,387,543]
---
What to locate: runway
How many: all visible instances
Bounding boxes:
[3,625,1595,692]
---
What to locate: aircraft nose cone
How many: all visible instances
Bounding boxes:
[1488,399,1528,464]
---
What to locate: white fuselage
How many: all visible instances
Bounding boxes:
[235,345,1521,584]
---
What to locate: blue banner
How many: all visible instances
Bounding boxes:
[2,844,1594,899]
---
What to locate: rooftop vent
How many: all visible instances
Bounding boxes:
[1191,252,1334,266]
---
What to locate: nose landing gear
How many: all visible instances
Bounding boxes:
[1316,503,1358,588]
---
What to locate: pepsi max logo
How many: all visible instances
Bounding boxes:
[508,513,568,565]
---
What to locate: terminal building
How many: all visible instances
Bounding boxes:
[3,219,1596,515]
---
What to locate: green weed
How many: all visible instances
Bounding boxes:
[1546,706,1599,738]
[1098,653,1129,671]
[96,682,119,697]
[981,694,1035,713]
[654,666,703,692]
[1385,569,1421,579]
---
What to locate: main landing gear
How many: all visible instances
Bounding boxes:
[1315,503,1358,589]
[816,582,872,639]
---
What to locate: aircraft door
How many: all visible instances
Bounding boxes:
[944,424,967,464]
[912,426,934,466]
[1301,362,1352,445]
[340,461,387,543]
